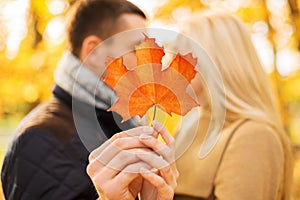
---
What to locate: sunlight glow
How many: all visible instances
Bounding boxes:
[127,0,163,18]
[2,0,29,59]
[266,0,288,14]
[43,17,65,44]
[47,0,69,15]
[23,84,39,103]
[5,34,21,59]
[251,21,275,74]
[201,0,252,11]
[276,49,300,76]
[252,34,275,74]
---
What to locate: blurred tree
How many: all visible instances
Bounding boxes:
[287,0,300,49]
[155,0,204,21]
[0,0,69,120]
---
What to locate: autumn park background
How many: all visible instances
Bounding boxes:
[0,0,300,199]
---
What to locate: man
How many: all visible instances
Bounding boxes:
[1,0,146,199]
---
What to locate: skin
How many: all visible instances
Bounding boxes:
[87,121,178,200]
[82,13,179,200]
[80,13,146,76]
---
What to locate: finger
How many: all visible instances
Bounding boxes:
[152,120,175,146]
[139,135,174,163]
[90,169,138,199]
[159,163,178,188]
[91,132,154,167]
[137,150,169,170]
[114,161,152,184]
[89,126,154,161]
[103,148,153,178]
[89,145,156,181]
[87,153,122,183]
[97,137,147,166]
[106,149,139,172]
[87,148,140,181]
[140,168,174,199]
[88,147,143,181]
[89,139,112,162]
[121,126,154,137]
[137,150,178,187]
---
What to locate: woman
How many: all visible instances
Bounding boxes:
[174,12,293,200]
[87,11,293,200]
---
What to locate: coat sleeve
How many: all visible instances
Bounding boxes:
[1,128,98,200]
[214,122,284,200]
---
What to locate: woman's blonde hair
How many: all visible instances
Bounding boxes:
[181,11,293,199]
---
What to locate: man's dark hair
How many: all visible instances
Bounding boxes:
[67,0,146,57]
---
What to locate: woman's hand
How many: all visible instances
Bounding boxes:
[139,120,179,200]
[87,126,155,200]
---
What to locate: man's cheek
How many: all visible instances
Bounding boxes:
[123,51,137,70]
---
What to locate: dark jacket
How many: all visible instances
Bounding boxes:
[1,85,135,200]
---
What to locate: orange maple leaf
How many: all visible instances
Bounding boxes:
[104,34,199,122]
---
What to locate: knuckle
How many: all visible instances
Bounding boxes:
[163,164,172,173]
[112,138,123,147]
[86,164,93,176]
[111,131,126,140]
[164,148,173,158]
[97,181,110,195]
[169,139,176,148]
[173,181,178,190]
[118,150,133,163]
[157,179,166,188]
[175,169,180,179]
[88,151,97,162]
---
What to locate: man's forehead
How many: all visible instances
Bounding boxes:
[105,30,145,55]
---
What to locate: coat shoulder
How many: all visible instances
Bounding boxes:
[18,98,75,144]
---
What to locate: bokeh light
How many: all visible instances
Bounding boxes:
[276,49,300,76]
[43,16,66,45]
[1,0,29,59]
[46,0,69,15]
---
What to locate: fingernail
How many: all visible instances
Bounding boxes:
[153,130,159,138]
[152,120,163,130]
[142,126,153,133]
[139,134,152,140]
[151,120,158,126]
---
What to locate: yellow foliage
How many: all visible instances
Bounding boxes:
[154,0,204,21]
[0,0,299,199]
[236,5,268,23]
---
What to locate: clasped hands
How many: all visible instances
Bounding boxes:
[87,120,179,200]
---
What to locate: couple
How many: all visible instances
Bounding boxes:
[1,0,293,200]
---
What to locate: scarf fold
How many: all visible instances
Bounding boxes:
[54,51,117,110]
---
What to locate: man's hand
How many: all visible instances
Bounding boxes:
[87,126,154,200]
[87,122,179,200]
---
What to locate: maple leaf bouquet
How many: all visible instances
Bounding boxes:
[103,34,199,123]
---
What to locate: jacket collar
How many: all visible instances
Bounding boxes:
[54,51,117,110]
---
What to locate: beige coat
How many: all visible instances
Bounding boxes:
[174,112,285,200]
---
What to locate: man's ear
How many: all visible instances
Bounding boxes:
[80,35,102,61]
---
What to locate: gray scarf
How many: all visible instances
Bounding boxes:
[54,51,117,110]
[54,51,143,126]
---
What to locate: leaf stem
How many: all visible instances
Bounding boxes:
[152,104,157,122]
